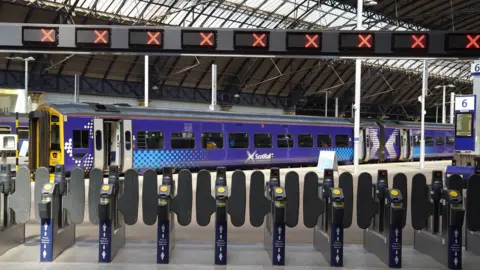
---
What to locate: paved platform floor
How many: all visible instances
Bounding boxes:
[1,161,464,269]
[2,240,480,269]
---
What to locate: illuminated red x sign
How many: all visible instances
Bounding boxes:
[200,32,213,46]
[41,29,55,42]
[305,34,319,48]
[147,31,160,45]
[411,34,425,48]
[358,34,372,48]
[94,30,108,44]
[253,33,266,47]
[467,34,480,49]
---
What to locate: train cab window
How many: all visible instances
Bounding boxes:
[446,136,455,146]
[425,136,434,146]
[18,127,29,139]
[137,131,164,150]
[51,115,60,123]
[171,132,195,149]
[335,135,349,147]
[73,130,89,149]
[254,133,272,148]
[317,134,332,148]
[277,134,294,148]
[298,134,313,148]
[125,131,132,151]
[202,132,224,149]
[228,133,249,148]
[50,124,60,151]
[435,136,444,146]
[0,126,10,134]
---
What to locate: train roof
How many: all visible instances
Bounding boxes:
[44,102,356,125]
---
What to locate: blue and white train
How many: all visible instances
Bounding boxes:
[25,102,454,174]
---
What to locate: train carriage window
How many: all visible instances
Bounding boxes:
[202,132,224,149]
[277,134,294,148]
[18,127,29,139]
[125,131,132,151]
[446,136,455,146]
[73,130,89,149]
[0,126,11,134]
[171,132,195,149]
[335,135,349,148]
[414,136,420,146]
[228,133,249,148]
[254,133,272,148]
[435,136,444,146]
[298,134,313,148]
[425,136,434,146]
[95,131,102,150]
[51,115,60,123]
[137,131,164,149]
[318,134,332,148]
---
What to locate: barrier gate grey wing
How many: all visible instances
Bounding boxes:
[285,171,299,228]
[63,168,85,225]
[228,170,246,227]
[249,171,270,227]
[303,171,323,228]
[88,168,103,225]
[171,169,193,226]
[196,170,215,227]
[117,169,139,225]
[9,166,31,223]
[34,167,50,223]
[142,169,159,226]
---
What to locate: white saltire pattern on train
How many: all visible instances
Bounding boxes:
[385,130,399,159]
[370,129,380,158]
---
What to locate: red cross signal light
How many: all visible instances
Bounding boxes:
[467,34,480,49]
[41,29,55,42]
[411,34,426,48]
[305,34,319,48]
[147,31,160,45]
[200,32,214,46]
[94,30,108,44]
[253,33,266,47]
[358,34,372,48]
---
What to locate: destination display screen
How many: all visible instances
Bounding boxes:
[456,113,473,137]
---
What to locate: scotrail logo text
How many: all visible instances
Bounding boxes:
[245,150,274,163]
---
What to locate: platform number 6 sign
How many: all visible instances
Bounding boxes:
[462,99,468,108]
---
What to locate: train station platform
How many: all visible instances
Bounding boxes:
[4,160,477,269]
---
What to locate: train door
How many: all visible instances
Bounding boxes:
[93,118,132,172]
[399,129,412,161]
[359,127,370,162]
[29,110,50,170]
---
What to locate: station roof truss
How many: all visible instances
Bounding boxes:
[0,0,476,119]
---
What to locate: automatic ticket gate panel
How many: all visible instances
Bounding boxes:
[63,168,85,225]
[303,172,323,228]
[196,170,215,227]
[142,169,158,226]
[339,172,353,228]
[117,169,139,226]
[88,168,103,225]
[34,167,50,223]
[357,173,374,230]
[285,171,299,228]
[8,166,31,223]
[467,175,480,232]
[249,171,270,228]
[172,169,192,226]
[228,171,246,227]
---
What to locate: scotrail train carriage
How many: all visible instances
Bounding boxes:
[27,102,454,174]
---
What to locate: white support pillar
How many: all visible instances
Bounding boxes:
[442,85,446,123]
[353,0,363,174]
[420,60,428,169]
[24,60,29,113]
[450,92,455,124]
[210,64,217,111]
[74,74,80,103]
[144,55,149,107]
[325,91,328,117]
[335,97,339,118]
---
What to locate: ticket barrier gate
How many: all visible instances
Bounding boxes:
[35,165,85,262]
[303,169,353,267]
[357,170,407,268]
[0,164,31,256]
[195,167,246,265]
[249,168,299,266]
[88,166,139,263]
[142,168,192,264]
[466,173,480,256]
[411,171,464,269]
